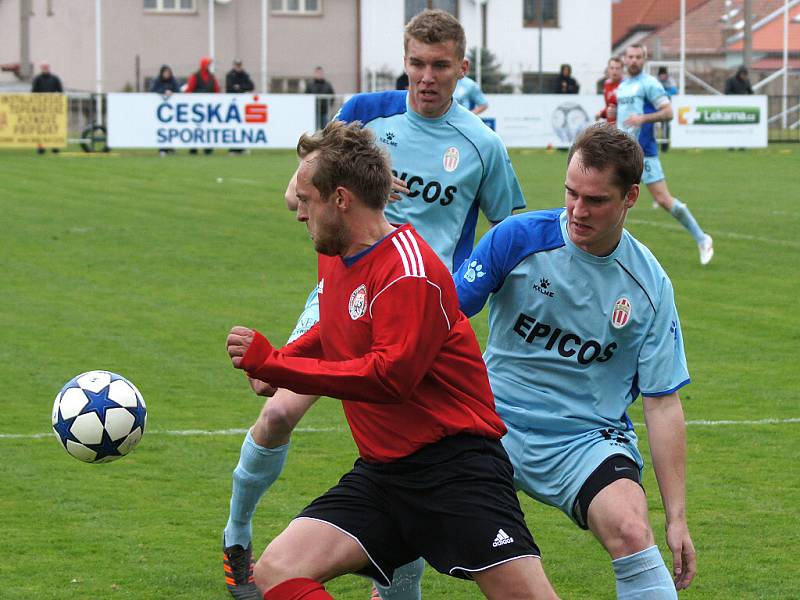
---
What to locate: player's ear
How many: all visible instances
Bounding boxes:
[624,184,639,209]
[460,58,469,78]
[334,186,352,210]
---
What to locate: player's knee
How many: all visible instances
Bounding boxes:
[254,546,298,591]
[614,516,653,554]
[263,400,302,439]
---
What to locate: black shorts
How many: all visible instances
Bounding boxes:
[571,454,642,529]
[297,434,541,586]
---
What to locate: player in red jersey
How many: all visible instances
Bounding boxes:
[226,121,559,600]
[596,56,623,124]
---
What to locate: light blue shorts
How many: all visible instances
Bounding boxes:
[642,155,665,185]
[287,286,320,343]
[501,420,644,526]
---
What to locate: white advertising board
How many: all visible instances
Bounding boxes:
[669,95,768,148]
[107,93,315,148]
[482,94,605,148]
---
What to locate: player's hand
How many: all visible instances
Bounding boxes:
[624,113,644,128]
[389,176,409,203]
[665,519,696,590]
[227,326,255,368]
[248,376,277,397]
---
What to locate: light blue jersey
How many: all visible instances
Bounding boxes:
[616,73,669,157]
[453,76,488,112]
[336,90,524,272]
[455,209,690,519]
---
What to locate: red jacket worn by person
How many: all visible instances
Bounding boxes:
[241,224,506,463]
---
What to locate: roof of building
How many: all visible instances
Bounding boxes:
[612,0,710,47]
[633,0,800,57]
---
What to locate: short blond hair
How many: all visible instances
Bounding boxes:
[404,9,466,60]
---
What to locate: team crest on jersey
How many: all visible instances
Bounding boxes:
[443,146,460,172]
[611,297,632,329]
[348,284,368,320]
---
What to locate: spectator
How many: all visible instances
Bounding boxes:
[555,63,579,94]
[225,59,255,94]
[395,71,409,90]
[31,61,63,154]
[150,64,180,95]
[150,65,180,156]
[725,65,753,95]
[225,59,255,154]
[185,56,219,155]
[306,66,335,128]
[453,75,489,114]
[656,67,677,151]
[657,66,678,97]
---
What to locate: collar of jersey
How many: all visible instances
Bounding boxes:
[341,224,408,267]
[405,93,458,125]
[559,210,626,265]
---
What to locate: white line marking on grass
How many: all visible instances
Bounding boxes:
[228,177,261,185]
[2,420,797,440]
[0,426,343,440]
[626,218,800,249]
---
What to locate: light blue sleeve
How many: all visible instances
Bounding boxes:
[286,286,320,344]
[478,140,526,220]
[637,277,690,396]
[644,77,669,108]
[470,81,488,108]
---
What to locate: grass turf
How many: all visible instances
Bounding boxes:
[1,145,798,598]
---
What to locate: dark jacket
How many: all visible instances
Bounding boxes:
[306,78,334,95]
[226,69,255,93]
[32,73,63,93]
[150,65,180,94]
[555,65,579,94]
[725,68,753,95]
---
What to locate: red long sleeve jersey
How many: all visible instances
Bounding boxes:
[601,79,620,124]
[241,224,506,463]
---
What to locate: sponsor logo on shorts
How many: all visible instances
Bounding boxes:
[443,146,460,172]
[492,528,514,548]
[611,297,631,329]
[348,284,367,320]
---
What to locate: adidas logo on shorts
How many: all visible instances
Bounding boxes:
[492,529,514,548]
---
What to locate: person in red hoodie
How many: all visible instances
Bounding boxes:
[185,56,219,154]
[596,56,623,125]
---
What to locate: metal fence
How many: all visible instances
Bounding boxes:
[767,95,800,142]
[66,92,107,151]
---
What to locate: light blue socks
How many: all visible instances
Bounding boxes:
[224,430,290,548]
[612,545,678,599]
[670,199,706,244]
[373,557,425,600]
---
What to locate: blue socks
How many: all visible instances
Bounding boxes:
[224,430,289,548]
[612,545,677,599]
[373,558,425,600]
[670,199,706,244]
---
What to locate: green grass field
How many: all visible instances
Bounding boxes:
[1,145,798,599]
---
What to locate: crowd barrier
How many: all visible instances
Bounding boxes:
[1,92,789,151]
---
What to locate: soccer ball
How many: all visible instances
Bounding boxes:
[52,370,147,463]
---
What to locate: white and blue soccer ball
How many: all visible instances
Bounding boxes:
[52,370,147,463]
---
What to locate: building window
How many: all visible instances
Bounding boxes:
[144,0,195,12]
[271,0,321,15]
[523,0,558,28]
[270,77,303,93]
[405,0,457,22]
